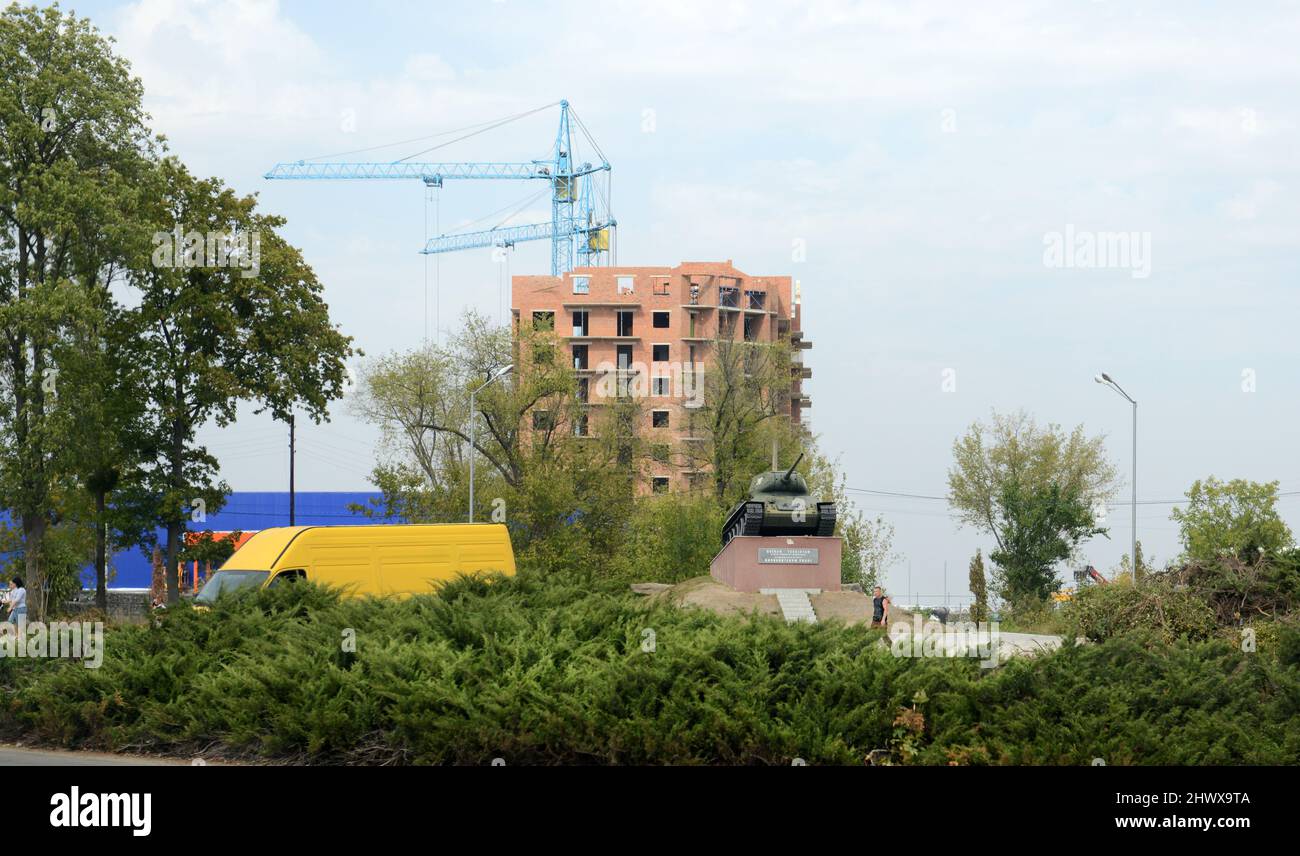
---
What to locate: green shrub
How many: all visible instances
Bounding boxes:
[1064,580,1216,644]
[1,572,1297,765]
[998,597,1066,635]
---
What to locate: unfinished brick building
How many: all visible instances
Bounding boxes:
[512,260,811,493]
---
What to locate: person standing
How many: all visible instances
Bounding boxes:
[871,586,889,629]
[6,577,27,625]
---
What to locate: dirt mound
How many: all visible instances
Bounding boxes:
[635,576,909,626]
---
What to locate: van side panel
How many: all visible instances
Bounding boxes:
[305,544,377,596]
[376,541,456,595]
[457,526,516,575]
[237,524,515,598]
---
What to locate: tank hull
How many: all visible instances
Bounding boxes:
[721,500,837,546]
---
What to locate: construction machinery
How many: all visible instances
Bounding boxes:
[721,454,837,546]
[1054,565,1110,603]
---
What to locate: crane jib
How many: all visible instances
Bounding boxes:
[262,101,615,275]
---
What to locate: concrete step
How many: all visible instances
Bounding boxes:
[764,588,820,624]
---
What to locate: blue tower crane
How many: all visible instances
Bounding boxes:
[264,100,615,276]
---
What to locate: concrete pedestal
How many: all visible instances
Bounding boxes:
[710,535,842,593]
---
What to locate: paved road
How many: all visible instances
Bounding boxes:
[888,622,1078,661]
[0,745,187,766]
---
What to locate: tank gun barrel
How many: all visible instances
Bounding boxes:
[784,453,805,482]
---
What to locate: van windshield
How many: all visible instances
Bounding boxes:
[195,570,269,605]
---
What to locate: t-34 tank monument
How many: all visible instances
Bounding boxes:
[711,454,843,595]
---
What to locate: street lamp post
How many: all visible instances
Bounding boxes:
[469,364,513,523]
[1094,372,1137,582]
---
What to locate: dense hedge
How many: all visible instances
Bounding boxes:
[2,573,1298,765]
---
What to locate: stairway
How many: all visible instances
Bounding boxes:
[762,588,820,624]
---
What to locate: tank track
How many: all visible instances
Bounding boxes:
[722,502,765,546]
[815,502,837,537]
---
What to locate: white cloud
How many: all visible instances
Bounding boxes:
[1225,180,1281,221]
[403,53,457,83]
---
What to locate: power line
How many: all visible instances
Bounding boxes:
[300,101,560,163]
[845,486,1300,506]
[398,101,559,162]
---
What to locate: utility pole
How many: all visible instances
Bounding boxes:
[288,413,296,526]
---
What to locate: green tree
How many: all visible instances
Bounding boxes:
[968,549,988,623]
[131,157,355,603]
[352,309,634,562]
[1111,539,1151,583]
[686,339,801,504]
[57,281,157,610]
[839,510,898,589]
[988,481,1107,602]
[1170,477,1293,564]
[0,3,155,617]
[352,310,575,512]
[948,410,1115,603]
[948,410,1117,541]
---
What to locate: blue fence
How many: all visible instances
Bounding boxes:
[4,492,398,590]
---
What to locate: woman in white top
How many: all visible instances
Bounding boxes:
[6,577,26,625]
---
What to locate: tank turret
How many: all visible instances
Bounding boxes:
[721,453,837,546]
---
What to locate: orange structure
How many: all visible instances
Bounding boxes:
[181,530,257,592]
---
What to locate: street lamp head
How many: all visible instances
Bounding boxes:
[1093,374,1105,385]
[490,363,514,381]
[1101,372,1113,384]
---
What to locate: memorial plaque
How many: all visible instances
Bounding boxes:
[757,547,820,565]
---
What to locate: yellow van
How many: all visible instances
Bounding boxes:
[194,524,515,606]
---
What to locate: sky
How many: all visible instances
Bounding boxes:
[55,0,1300,604]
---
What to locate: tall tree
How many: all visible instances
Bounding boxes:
[57,290,152,609]
[988,481,1106,602]
[968,549,988,623]
[0,3,154,617]
[948,410,1116,601]
[948,410,1117,547]
[131,157,355,603]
